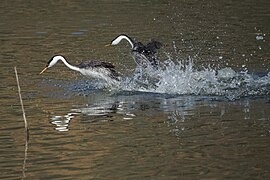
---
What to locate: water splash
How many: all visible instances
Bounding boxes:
[43,53,270,101]
[60,57,269,101]
[117,57,270,100]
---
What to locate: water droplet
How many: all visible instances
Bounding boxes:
[256,35,264,40]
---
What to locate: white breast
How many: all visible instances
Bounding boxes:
[79,68,111,80]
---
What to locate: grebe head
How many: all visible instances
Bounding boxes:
[106,34,134,48]
[40,55,66,74]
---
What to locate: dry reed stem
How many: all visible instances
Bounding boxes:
[14,67,29,138]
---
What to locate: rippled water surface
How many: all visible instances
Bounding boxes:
[1,0,270,179]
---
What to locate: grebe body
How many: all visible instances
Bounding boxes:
[107,34,162,69]
[40,55,121,81]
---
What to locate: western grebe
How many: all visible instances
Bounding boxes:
[40,55,121,81]
[106,34,162,69]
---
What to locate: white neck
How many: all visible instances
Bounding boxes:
[50,56,80,72]
[111,35,134,49]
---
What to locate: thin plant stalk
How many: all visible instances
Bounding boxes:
[14,67,29,138]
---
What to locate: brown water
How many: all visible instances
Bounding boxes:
[1,0,270,179]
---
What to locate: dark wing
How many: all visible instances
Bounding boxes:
[145,40,162,54]
[144,41,162,68]
[108,68,122,80]
[132,40,162,69]
[78,60,115,69]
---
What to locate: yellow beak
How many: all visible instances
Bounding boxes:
[105,44,111,47]
[40,67,48,74]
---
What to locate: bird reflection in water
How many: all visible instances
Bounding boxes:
[49,102,135,132]
[50,112,78,132]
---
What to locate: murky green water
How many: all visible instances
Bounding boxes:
[1,0,269,179]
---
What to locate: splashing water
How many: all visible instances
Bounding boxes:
[44,51,270,101]
[118,57,270,100]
